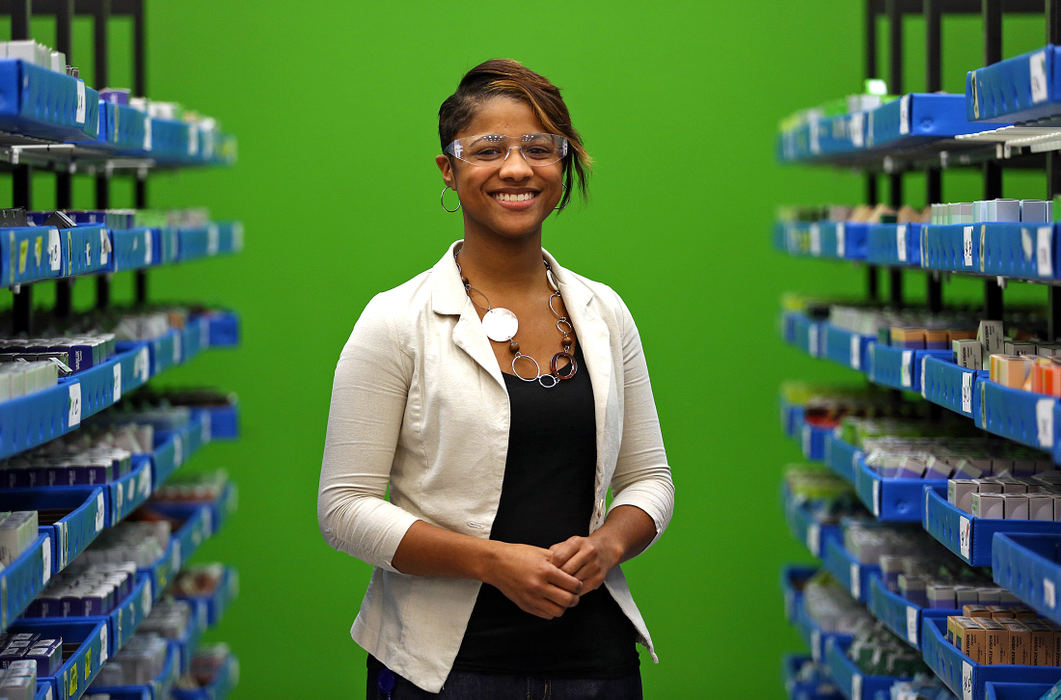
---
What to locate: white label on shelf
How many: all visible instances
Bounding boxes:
[100,624,108,663]
[851,673,862,700]
[202,508,213,535]
[837,222,846,257]
[962,661,973,700]
[808,324,819,357]
[896,225,907,262]
[851,113,864,148]
[143,229,152,265]
[811,630,821,662]
[99,229,109,265]
[172,539,181,571]
[850,335,860,370]
[963,226,974,267]
[1031,50,1049,104]
[807,523,820,556]
[173,434,184,467]
[112,363,121,403]
[138,466,150,498]
[1037,225,1053,277]
[1046,578,1057,609]
[75,79,86,124]
[959,516,972,560]
[142,584,152,615]
[188,124,198,156]
[94,492,104,532]
[810,117,820,154]
[136,347,150,382]
[143,116,152,151]
[207,223,220,256]
[901,350,913,388]
[962,372,973,414]
[850,562,860,598]
[1037,398,1056,448]
[44,688,51,700]
[899,95,910,135]
[873,480,881,517]
[802,424,812,456]
[115,482,123,514]
[40,536,50,585]
[173,333,182,364]
[47,228,60,271]
[809,223,821,256]
[906,606,918,645]
[866,110,874,147]
[920,356,928,397]
[853,451,862,475]
[67,382,81,428]
[201,411,212,444]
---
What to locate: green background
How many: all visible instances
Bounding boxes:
[3,1,1057,696]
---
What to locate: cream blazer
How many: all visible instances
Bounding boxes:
[318,241,675,693]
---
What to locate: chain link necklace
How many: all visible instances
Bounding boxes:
[454,246,578,388]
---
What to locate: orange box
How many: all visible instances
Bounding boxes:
[999,620,1030,665]
[991,354,1035,390]
[978,618,1009,665]
[963,605,991,618]
[1024,619,1053,665]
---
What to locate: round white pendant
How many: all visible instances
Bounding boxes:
[482,307,518,342]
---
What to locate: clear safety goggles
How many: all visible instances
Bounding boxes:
[444,133,568,167]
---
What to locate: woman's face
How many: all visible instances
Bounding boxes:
[436,96,564,243]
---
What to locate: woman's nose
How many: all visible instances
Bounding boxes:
[499,146,534,179]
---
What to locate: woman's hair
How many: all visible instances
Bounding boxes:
[439,59,590,211]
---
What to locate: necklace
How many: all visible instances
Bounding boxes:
[454,246,578,389]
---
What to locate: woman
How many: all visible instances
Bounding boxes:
[318,59,674,699]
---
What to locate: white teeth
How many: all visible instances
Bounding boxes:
[494,192,534,202]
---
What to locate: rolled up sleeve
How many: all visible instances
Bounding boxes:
[318,294,420,572]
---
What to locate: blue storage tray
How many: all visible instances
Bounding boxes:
[785,312,825,358]
[855,455,947,522]
[34,575,152,658]
[0,487,104,573]
[104,458,152,527]
[170,652,238,700]
[87,640,178,700]
[148,117,192,162]
[825,637,905,700]
[984,682,1057,700]
[823,538,880,603]
[783,566,855,663]
[0,380,79,459]
[783,654,844,700]
[0,60,98,141]
[173,601,207,674]
[823,222,868,260]
[868,345,949,393]
[869,93,1007,149]
[967,45,1061,123]
[782,484,842,559]
[159,506,210,574]
[208,483,237,537]
[780,395,805,439]
[205,312,239,348]
[977,380,1057,452]
[921,616,1061,700]
[867,223,921,267]
[12,619,107,700]
[62,225,108,278]
[149,329,182,376]
[111,228,157,271]
[923,487,1061,566]
[214,222,243,255]
[0,226,62,285]
[116,342,151,396]
[89,100,150,153]
[824,433,861,485]
[177,227,209,261]
[921,355,986,420]
[800,421,832,461]
[978,223,1061,280]
[196,404,239,441]
[77,355,121,421]
[180,321,204,365]
[151,429,188,490]
[139,541,176,604]
[0,532,51,630]
[991,533,1061,625]
[922,223,982,274]
[782,565,817,626]
[175,567,237,628]
[868,575,957,650]
[1052,401,1061,464]
[823,324,873,373]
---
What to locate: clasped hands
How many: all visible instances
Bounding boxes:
[486,533,622,620]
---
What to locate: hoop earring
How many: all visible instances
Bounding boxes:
[554,183,567,211]
[441,187,461,213]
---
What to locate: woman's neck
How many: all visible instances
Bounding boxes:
[457,232,546,291]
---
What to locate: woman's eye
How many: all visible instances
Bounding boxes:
[472,148,502,159]
[525,147,552,158]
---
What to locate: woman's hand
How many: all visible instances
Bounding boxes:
[547,533,623,595]
[483,543,583,620]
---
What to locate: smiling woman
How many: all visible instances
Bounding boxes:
[317,58,675,699]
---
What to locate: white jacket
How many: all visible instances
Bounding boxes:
[318,241,675,693]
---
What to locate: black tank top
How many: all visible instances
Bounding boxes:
[451,344,639,678]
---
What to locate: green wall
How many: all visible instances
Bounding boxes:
[12,1,1053,696]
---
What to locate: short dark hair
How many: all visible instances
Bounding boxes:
[439,59,590,211]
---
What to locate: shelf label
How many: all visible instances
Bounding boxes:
[962,660,973,700]
[172,540,182,571]
[896,225,907,262]
[873,480,881,517]
[851,673,862,700]
[173,333,182,364]
[208,223,220,256]
[1046,578,1057,609]
[811,630,821,662]
[1031,50,1049,104]
[807,523,820,556]
[850,335,860,370]
[99,624,108,663]
[41,535,50,585]
[906,606,918,645]
[67,382,81,428]
[144,116,152,151]
[47,228,60,271]
[802,424,812,457]
[188,124,199,156]
[94,492,104,532]
[99,229,110,266]
[143,230,153,265]
[837,222,846,257]
[866,110,874,147]
[809,117,820,154]
[809,223,821,256]
[850,562,860,598]
[142,582,152,616]
[963,226,974,267]
[959,516,971,560]
[853,450,862,476]
[901,350,913,388]
[173,434,184,467]
[920,355,928,396]
[201,412,212,444]
[962,372,973,414]
[851,113,864,148]
[808,324,819,357]
[1037,225,1053,277]
[138,466,151,498]
[136,347,150,382]
[75,79,86,124]
[1037,397,1055,448]
[112,363,122,402]
[899,95,910,135]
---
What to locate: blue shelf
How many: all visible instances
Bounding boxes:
[868,345,949,393]
[783,311,825,358]
[977,380,1057,452]
[921,616,1061,700]
[823,324,873,373]
[800,422,833,461]
[783,566,854,664]
[780,395,805,439]
[173,600,207,674]
[777,221,870,261]
[922,356,986,420]
[196,403,239,441]
[868,575,957,650]
[175,566,237,629]
[12,618,107,700]
[0,487,104,573]
[783,655,845,700]
[0,226,62,285]
[782,484,843,559]
[924,223,1061,281]
[991,532,1061,625]
[0,532,50,630]
[87,640,179,700]
[854,454,946,522]
[823,538,880,603]
[823,433,861,485]
[967,45,1061,123]
[104,458,152,527]
[825,637,906,700]
[984,682,1057,700]
[170,651,238,700]
[0,60,98,142]
[867,223,921,267]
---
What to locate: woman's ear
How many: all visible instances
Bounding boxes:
[435,154,455,190]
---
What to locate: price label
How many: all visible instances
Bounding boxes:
[41,536,51,585]
[850,335,860,369]
[901,350,913,388]
[94,492,104,532]
[68,383,81,427]
[962,372,973,414]
[963,226,974,267]
[112,363,122,402]
[75,79,86,124]
[850,562,861,598]
[802,424,812,457]
[143,116,153,151]
[99,625,108,663]
[906,606,918,645]
[807,523,821,556]
[1031,50,1049,104]
[899,94,910,135]
[837,222,846,257]
[201,412,212,444]
[853,450,862,475]
[962,661,973,700]
[188,124,199,156]
[208,224,220,256]
[138,467,151,498]
[1046,578,1057,609]
[809,223,821,256]
[99,229,110,266]
[173,334,182,364]
[137,347,150,382]
[866,110,874,147]
[1037,225,1053,277]
[852,673,863,700]
[1037,397,1056,448]
[810,117,820,154]
[873,480,881,517]
[47,228,61,271]
[921,356,928,397]
[896,225,907,262]
[808,324,819,357]
[173,434,184,467]
[851,112,864,147]
[143,230,153,265]
[811,630,821,662]
[172,540,182,571]
[959,516,972,560]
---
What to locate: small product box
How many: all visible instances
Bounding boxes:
[1027,493,1055,521]
[973,492,1005,519]
[954,339,983,370]
[1003,494,1029,520]
[949,479,978,513]
[978,321,1005,365]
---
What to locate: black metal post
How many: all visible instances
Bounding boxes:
[133,0,148,306]
[867,0,880,302]
[981,0,1005,321]
[887,0,904,95]
[53,0,75,318]
[890,173,904,308]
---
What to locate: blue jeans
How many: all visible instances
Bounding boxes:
[366,657,643,699]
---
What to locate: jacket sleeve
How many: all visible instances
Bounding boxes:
[317,293,420,572]
[606,290,675,550]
